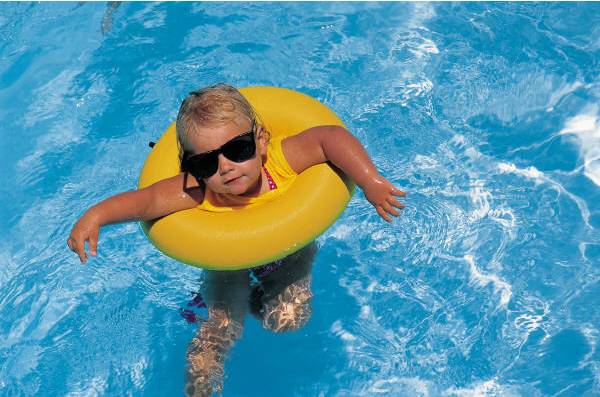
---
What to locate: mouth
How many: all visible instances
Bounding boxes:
[224,176,242,185]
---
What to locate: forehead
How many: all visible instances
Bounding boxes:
[187,117,252,153]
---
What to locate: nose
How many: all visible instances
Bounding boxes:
[217,153,235,175]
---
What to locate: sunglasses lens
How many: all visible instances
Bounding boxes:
[223,135,256,162]
[188,153,218,179]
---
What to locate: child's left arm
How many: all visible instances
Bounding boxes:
[282,125,405,222]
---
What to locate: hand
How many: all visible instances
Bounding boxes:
[67,210,100,263]
[362,175,406,222]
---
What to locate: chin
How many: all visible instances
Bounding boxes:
[235,178,261,197]
[229,185,249,196]
[221,179,250,195]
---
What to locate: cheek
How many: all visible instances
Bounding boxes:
[203,176,219,189]
[243,157,262,175]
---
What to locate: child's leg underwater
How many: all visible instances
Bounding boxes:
[185,270,250,397]
[251,242,317,333]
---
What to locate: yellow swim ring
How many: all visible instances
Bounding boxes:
[138,86,354,270]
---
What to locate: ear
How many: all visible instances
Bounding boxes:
[256,124,268,156]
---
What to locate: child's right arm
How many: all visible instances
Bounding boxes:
[67,173,203,263]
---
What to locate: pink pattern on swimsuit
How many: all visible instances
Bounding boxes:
[263,166,277,190]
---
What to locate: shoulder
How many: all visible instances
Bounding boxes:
[281,125,343,173]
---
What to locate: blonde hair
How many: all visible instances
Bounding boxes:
[176,84,264,161]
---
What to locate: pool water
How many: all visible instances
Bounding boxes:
[1,2,600,396]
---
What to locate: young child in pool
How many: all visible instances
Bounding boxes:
[67,83,405,396]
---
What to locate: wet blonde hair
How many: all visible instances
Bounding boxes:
[176,83,265,162]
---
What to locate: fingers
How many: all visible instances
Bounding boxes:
[67,234,88,263]
[365,178,407,223]
[381,201,399,217]
[376,206,392,223]
[75,237,87,263]
[391,188,406,197]
[387,196,405,209]
[89,229,99,257]
[376,190,406,222]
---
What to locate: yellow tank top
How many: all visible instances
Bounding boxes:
[197,136,297,212]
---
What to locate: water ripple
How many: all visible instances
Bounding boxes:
[2,2,600,395]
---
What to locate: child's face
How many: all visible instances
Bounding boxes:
[187,117,267,197]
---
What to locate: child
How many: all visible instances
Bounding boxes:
[67,84,405,396]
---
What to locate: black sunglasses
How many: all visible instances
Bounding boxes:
[181,121,257,180]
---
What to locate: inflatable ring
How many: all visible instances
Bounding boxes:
[138,86,354,270]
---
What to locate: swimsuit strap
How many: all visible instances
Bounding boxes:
[247,167,280,279]
[263,166,277,190]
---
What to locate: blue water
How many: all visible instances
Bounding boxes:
[1,2,600,396]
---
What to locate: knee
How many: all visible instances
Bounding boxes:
[262,301,312,333]
[260,279,313,333]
